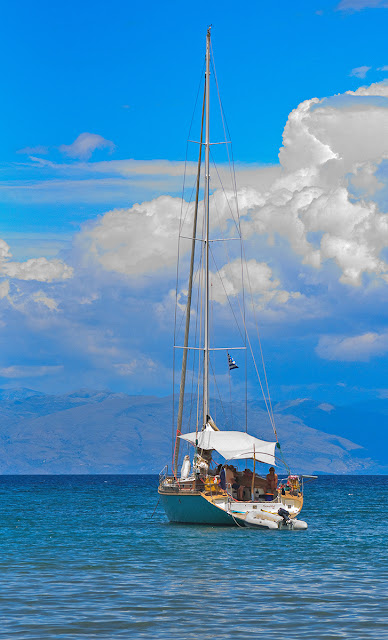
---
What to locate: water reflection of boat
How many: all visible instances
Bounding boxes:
[158,27,313,530]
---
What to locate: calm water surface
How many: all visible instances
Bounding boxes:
[0,475,387,639]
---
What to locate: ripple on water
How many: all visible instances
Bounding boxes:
[0,475,387,639]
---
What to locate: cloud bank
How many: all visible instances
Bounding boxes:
[0,239,73,282]
[77,196,189,276]
[316,332,388,361]
[2,79,388,390]
[73,81,388,292]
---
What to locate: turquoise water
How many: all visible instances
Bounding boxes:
[0,475,387,639]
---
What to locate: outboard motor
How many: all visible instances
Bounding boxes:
[278,508,291,526]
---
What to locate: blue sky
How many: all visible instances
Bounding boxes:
[1,0,388,405]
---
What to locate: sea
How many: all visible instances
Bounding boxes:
[0,474,387,639]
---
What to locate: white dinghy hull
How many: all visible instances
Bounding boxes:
[244,509,308,530]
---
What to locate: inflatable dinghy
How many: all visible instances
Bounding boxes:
[244,507,308,530]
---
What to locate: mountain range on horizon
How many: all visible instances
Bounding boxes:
[0,387,387,475]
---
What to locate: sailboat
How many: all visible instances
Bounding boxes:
[158,28,312,530]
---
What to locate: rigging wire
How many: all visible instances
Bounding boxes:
[208,186,275,433]
[172,60,206,472]
[228,358,233,427]
[209,148,240,234]
[206,166,276,431]
[210,231,278,436]
[187,217,205,433]
[210,282,215,424]
[210,42,285,461]
[195,231,205,437]
[208,244,244,342]
[209,358,231,427]
[173,40,289,473]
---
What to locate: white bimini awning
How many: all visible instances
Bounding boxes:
[179,430,276,465]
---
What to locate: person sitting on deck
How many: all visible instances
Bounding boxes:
[265,467,278,495]
[242,468,253,485]
[225,465,244,501]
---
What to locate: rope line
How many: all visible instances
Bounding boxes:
[171,40,290,474]
[210,44,279,444]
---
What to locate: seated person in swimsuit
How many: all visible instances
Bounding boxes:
[243,468,267,491]
[243,468,252,480]
[242,468,253,488]
[265,467,278,495]
[225,465,244,501]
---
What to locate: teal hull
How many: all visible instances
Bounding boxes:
[159,492,236,525]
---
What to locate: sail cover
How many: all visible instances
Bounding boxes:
[179,430,276,465]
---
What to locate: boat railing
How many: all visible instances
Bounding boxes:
[159,474,226,493]
[159,465,168,483]
[301,474,317,494]
[279,475,304,497]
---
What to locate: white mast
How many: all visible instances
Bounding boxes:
[203,26,211,427]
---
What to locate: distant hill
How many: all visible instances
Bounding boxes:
[0,388,387,474]
[0,387,45,402]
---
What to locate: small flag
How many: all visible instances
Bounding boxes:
[227,352,238,371]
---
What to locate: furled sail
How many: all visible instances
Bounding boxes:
[179,430,276,464]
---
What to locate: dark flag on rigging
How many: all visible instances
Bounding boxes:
[227,352,238,371]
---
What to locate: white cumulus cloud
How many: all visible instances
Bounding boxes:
[59,132,115,160]
[238,81,388,286]
[74,80,388,297]
[349,66,371,79]
[77,195,192,276]
[0,280,10,299]
[210,258,301,307]
[346,80,388,96]
[0,239,73,282]
[1,256,73,282]
[31,291,59,311]
[316,331,388,361]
